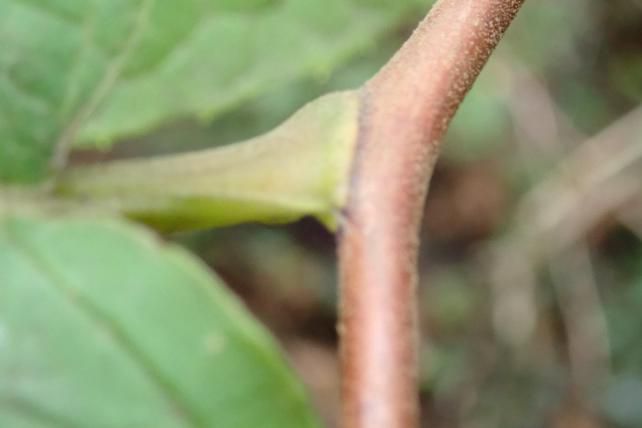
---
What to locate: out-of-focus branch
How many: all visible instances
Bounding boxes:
[506,107,642,256]
[547,244,611,406]
[337,1,526,427]
[490,108,642,340]
[489,107,642,410]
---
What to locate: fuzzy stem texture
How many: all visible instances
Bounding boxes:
[337,1,526,427]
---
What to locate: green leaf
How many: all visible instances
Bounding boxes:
[77,0,425,144]
[0,0,155,183]
[0,215,320,427]
[0,0,425,183]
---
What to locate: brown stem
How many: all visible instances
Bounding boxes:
[338,1,526,427]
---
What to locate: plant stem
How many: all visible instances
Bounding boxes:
[337,1,525,427]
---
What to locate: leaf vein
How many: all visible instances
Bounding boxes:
[0,395,81,428]
[52,0,156,170]
[7,225,204,428]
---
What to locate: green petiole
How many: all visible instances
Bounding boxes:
[54,91,360,232]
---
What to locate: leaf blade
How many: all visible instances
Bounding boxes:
[0,215,320,428]
[0,0,425,183]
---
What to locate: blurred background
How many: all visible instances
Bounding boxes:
[73,0,642,426]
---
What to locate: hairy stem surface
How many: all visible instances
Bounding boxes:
[338,1,526,427]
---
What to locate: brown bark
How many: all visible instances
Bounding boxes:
[337,1,526,427]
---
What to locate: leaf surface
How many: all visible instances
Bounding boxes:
[0,0,425,183]
[0,215,320,428]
